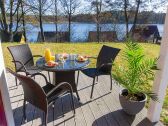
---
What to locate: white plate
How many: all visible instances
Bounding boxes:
[44,63,56,68]
[76,57,88,62]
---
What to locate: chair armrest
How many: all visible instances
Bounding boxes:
[30,73,49,84]
[12,60,28,72]
[88,56,97,59]
[46,82,72,97]
[33,55,43,58]
[98,63,112,68]
[97,63,113,72]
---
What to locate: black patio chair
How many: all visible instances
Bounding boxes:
[7,44,51,85]
[77,45,120,98]
[6,68,75,126]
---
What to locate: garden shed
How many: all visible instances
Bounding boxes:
[37,32,69,42]
[88,31,118,42]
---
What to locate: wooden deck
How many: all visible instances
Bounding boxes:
[6,71,163,126]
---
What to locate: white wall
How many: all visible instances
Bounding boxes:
[0,39,14,125]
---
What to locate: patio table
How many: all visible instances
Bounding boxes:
[36,55,90,100]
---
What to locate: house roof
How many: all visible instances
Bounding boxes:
[130,25,160,37]
[37,32,69,42]
[129,25,160,42]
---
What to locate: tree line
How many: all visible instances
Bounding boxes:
[72,11,165,24]
[0,0,167,42]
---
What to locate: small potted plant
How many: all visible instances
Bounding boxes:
[113,40,158,115]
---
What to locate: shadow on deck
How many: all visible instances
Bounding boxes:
[6,71,163,126]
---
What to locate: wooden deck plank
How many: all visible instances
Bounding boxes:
[96,75,130,126]
[73,97,87,126]
[91,81,121,125]
[110,79,146,125]
[31,108,43,126]
[80,74,108,126]
[8,78,24,126]
[72,87,87,125]
[31,75,44,126]
[62,94,76,126]
[101,76,150,126]
[47,106,54,126]
[7,74,21,110]
[7,74,24,126]
[73,72,91,126]
[6,71,164,126]
[77,73,98,126]
[54,98,65,126]
[10,85,21,110]
[13,86,24,126]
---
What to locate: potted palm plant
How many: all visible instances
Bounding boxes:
[113,40,158,115]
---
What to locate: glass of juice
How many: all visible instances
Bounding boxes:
[45,48,51,62]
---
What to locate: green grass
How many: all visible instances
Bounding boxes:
[1,42,168,125]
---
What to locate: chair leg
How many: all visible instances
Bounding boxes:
[90,77,95,99]
[44,111,48,126]
[76,91,80,101]
[48,71,51,83]
[23,99,26,121]
[76,71,80,87]
[70,91,75,115]
[15,76,18,86]
[52,101,55,108]
[110,74,112,90]
[96,76,98,82]
[52,101,55,119]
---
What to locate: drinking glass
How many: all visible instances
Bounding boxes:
[56,54,60,61]
[70,54,77,60]
[59,54,65,63]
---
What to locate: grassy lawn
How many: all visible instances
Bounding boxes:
[1,42,168,125]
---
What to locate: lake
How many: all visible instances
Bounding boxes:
[26,23,164,42]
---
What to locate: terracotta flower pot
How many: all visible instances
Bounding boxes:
[119,89,147,115]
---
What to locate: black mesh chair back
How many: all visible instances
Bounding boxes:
[96,45,120,73]
[7,44,34,72]
[7,68,47,113]
[7,68,75,125]
[78,45,121,98]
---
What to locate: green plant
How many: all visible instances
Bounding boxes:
[113,40,158,101]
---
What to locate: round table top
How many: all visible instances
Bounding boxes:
[36,57,90,72]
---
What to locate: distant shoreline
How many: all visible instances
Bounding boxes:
[26,22,165,25]
[25,23,164,42]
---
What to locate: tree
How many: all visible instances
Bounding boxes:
[86,0,106,42]
[0,0,8,33]
[105,0,123,39]
[20,0,27,42]
[91,0,104,43]
[49,0,60,42]
[130,0,140,37]
[105,0,130,38]
[26,0,53,42]
[14,0,29,42]
[0,0,31,42]
[106,0,168,39]
[123,0,129,38]
[53,0,59,42]
[131,0,168,37]
[0,0,21,42]
[60,0,80,42]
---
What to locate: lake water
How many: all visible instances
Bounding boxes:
[26,23,164,42]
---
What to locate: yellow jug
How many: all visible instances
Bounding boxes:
[44,48,52,62]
